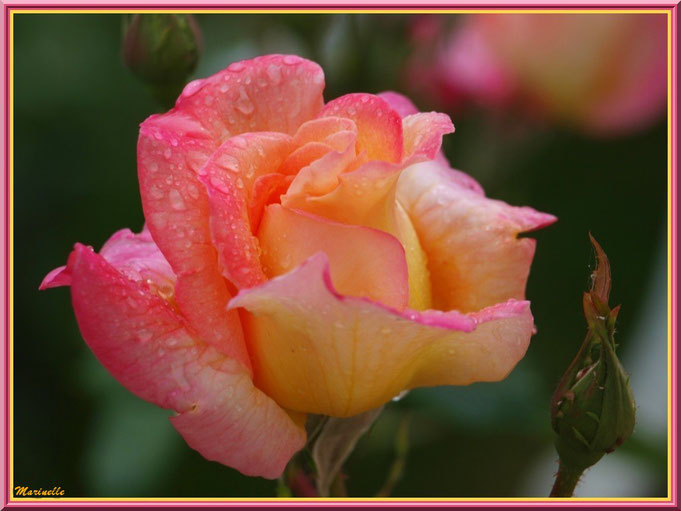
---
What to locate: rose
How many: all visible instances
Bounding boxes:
[407,14,667,136]
[41,54,555,479]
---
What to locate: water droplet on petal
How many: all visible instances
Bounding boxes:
[185,184,199,199]
[126,296,143,310]
[266,64,282,85]
[231,137,247,149]
[283,55,300,65]
[229,62,246,72]
[163,148,172,159]
[168,189,185,210]
[392,390,409,402]
[137,330,153,342]
[235,87,254,115]
[209,176,231,194]
[182,79,204,97]
[149,186,164,199]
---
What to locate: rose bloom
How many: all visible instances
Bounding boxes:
[407,14,667,136]
[42,55,555,478]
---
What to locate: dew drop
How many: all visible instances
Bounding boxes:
[229,62,246,72]
[168,189,185,210]
[209,176,231,194]
[231,137,247,149]
[163,148,172,159]
[158,284,174,300]
[204,95,214,106]
[126,296,142,310]
[137,330,153,342]
[392,390,409,402]
[219,83,229,93]
[148,162,159,173]
[235,87,254,115]
[266,64,282,85]
[149,186,164,199]
[186,184,200,199]
[182,79,204,97]
[283,55,300,65]
[236,178,244,189]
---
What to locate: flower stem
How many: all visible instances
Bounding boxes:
[550,461,584,497]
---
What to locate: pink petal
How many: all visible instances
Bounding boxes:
[198,132,294,289]
[175,54,325,142]
[258,205,409,310]
[377,91,420,118]
[397,160,556,313]
[39,265,71,290]
[281,157,434,311]
[378,91,454,168]
[291,116,357,148]
[99,227,176,296]
[67,244,305,478]
[230,253,534,417]
[318,93,403,163]
[402,112,454,162]
[138,112,251,371]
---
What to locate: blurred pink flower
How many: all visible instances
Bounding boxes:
[407,14,667,136]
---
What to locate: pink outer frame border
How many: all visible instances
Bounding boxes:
[0,3,677,508]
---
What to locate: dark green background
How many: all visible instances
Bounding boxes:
[13,14,668,497]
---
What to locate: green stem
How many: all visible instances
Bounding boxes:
[550,461,584,497]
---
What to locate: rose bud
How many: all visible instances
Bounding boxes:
[551,235,636,475]
[122,14,201,108]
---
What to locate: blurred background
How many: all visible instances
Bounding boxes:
[14,13,668,498]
